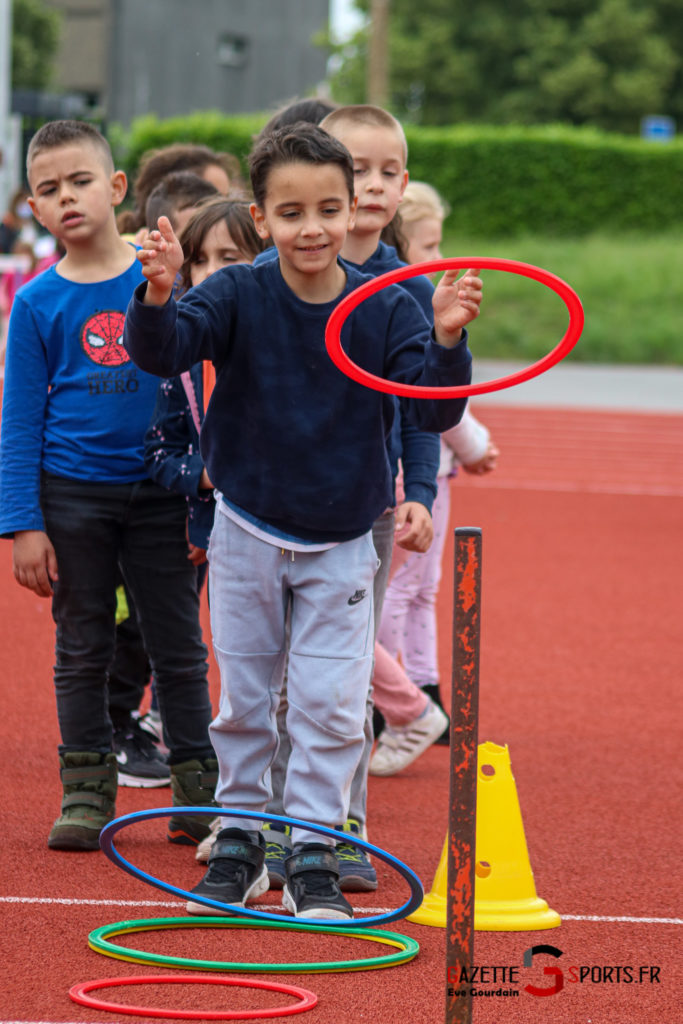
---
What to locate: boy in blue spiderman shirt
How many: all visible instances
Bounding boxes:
[0,120,216,851]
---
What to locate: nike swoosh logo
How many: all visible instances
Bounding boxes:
[347,590,367,606]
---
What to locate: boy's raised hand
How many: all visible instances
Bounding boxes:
[432,268,483,347]
[137,215,183,306]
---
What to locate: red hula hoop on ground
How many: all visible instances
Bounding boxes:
[324,257,584,399]
[68,973,317,1019]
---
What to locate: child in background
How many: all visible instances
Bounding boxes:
[108,171,221,787]
[254,96,339,142]
[0,187,34,252]
[374,181,499,771]
[138,197,265,784]
[124,122,481,919]
[317,104,444,880]
[144,195,267,585]
[145,171,219,237]
[0,120,217,850]
[117,142,241,241]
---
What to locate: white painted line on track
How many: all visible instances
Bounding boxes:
[2,896,681,923]
[3,895,180,907]
[0,895,389,914]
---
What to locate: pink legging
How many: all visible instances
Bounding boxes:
[377,475,451,689]
[371,641,428,727]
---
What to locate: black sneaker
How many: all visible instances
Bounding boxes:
[113,719,170,788]
[336,818,378,892]
[282,843,353,919]
[186,828,269,916]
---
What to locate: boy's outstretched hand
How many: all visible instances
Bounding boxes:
[137,215,183,306]
[432,268,483,347]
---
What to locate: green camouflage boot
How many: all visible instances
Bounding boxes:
[48,751,118,851]
[168,758,218,845]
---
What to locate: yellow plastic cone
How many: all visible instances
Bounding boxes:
[408,741,561,930]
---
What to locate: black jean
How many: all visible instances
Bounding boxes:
[108,559,209,726]
[41,472,214,762]
[108,572,152,729]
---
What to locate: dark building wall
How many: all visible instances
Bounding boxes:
[106,0,330,124]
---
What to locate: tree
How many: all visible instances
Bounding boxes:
[11,0,61,90]
[329,0,679,132]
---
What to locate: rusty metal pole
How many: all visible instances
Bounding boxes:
[445,528,482,1024]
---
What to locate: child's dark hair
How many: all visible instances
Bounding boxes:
[27,120,113,177]
[145,171,218,231]
[177,196,267,296]
[249,122,354,209]
[255,97,339,142]
[118,143,242,234]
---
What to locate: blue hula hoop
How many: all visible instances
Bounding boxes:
[99,808,423,929]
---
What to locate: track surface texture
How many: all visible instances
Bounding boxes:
[1,398,681,1024]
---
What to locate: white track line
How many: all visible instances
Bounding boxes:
[1,895,388,914]
[2,896,680,924]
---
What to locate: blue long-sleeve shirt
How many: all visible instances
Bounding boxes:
[124,259,471,544]
[0,261,161,537]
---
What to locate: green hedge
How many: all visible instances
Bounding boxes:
[405,124,683,236]
[110,113,683,236]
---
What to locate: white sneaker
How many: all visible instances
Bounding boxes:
[369,700,449,776]
[135,709,169,755]
[195,815,223,862]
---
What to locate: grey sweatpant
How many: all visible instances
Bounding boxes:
[268,509,395,833]
[207,510,378,846]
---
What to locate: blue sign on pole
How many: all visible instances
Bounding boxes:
[641,115,675,142]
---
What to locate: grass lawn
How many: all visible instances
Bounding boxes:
[441,231,683,365]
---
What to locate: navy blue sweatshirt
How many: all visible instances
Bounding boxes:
[255,242,441,511]
[124,259,471,543]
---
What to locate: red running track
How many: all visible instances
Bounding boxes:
[1,403,681,1023]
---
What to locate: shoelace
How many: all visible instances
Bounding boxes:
[263,827,290,857]
[205,855,249,884]
[297,869,339,896]
[335,841,367,863]
[265,839,287,858]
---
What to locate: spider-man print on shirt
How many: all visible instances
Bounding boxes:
[80,310,128,366]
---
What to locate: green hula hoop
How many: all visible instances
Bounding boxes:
[89,916,419,974]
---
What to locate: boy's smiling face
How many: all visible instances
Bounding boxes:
[28,142,126,244]
[251,161,356,295]
[330,124,408,238]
